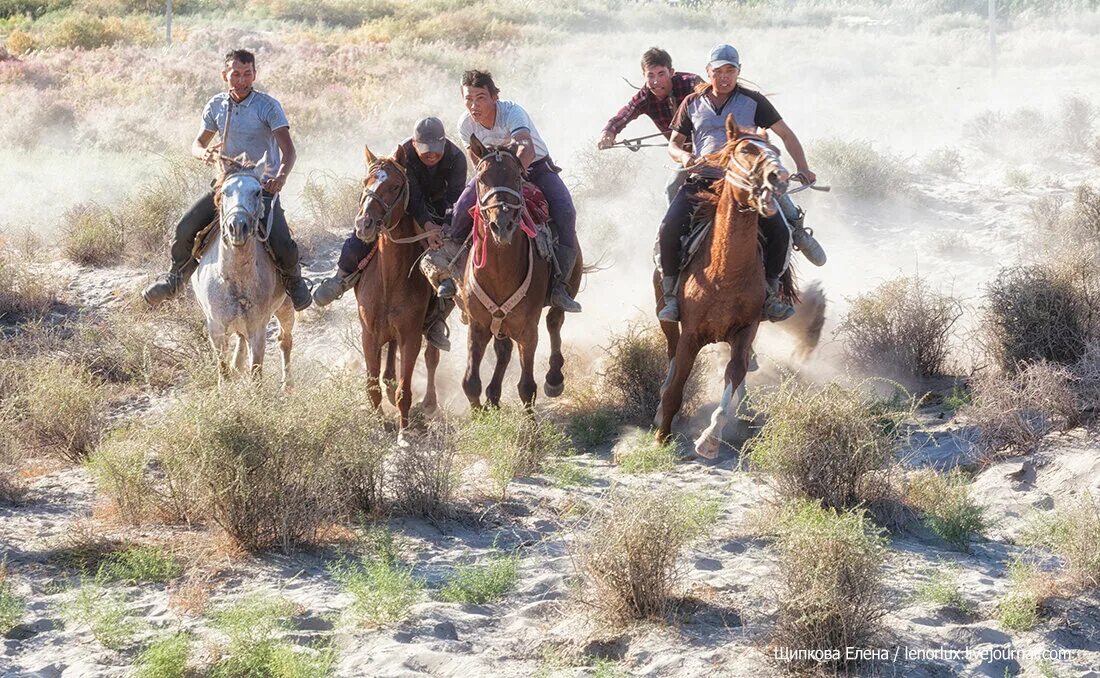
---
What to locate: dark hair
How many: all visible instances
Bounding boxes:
[223,49,256,69]
[461,69,500,97]
[641,47,673,72]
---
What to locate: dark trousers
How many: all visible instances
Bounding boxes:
[445,158,578,249]
[659,179,791,279]
[338,233,375,273]
[170,190,300,276]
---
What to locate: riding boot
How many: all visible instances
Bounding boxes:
[280,264,313,312]
[763,277,795,322]
[142,257,198,307]
[423,298,455,352]
[782,197,826,267]
[313,267,358,307]
[550,243,582,313]
[657,275,680,322]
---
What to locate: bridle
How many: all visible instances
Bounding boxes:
[721,133,787,215]
[218,171,271,243]
[475,149,526,228]
[357,159,411,240]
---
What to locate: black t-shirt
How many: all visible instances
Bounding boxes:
[401,138,469,226]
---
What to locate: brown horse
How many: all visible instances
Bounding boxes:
[459,137,583,409]
[354,144,440,434]
[654,116,807,458]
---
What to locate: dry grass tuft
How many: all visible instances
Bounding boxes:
[961,361,1078,458]
[769,500,888,669]
[0,246,57,320]
[63,202,124,267]
[811,138,911,200]
[746,378,910,512]
[1021,494,1100,591]
[458,408,571,500]
[837,275,961,378]
[577,489,718,625]
[599,322,705,423]
[7,357,109,463]
[389,417,460,518]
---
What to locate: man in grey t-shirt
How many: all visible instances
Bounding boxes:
[141,49,312,311]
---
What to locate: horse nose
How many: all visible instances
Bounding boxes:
[229,217,250,246]
[769,168,790,192]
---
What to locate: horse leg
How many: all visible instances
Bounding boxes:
[396,333,421,434]
[232,334,248,375]
[275,299,295,390]
[419,344,440,414]
[361,332,384,411]
[694,325,757,459]
[248,327,266,381]
[207,325,233,384]
[463,325,491,410]
[516,330,539,411]
[384,341,398,406]
[486,337,513,408]
[655,333,703,443]
[543,307,566,398]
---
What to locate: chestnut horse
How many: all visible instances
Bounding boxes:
[654,116,804,458]
[459,137,583,409]
[354,144,440,433]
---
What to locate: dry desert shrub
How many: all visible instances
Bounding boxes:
[599,322,706,423]
[0,247,57,319]
[961,361,1077,457]
[981,258,1100,370]
[746,378,910,512]
[89,377,390,551]
[836,275,962,378]
[769,500,887,670]
[458,407,571,500]
[116,157,210,263]
[296,169,360,256]
[577,489,718,625]
[1021,495,1100,590]
[388,417,460,519]
[6,357,109,463]
[62,202,124,267]
[811,138,912,200]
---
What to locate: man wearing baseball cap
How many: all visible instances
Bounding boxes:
[313,116,467,351]
[656,43,825,324]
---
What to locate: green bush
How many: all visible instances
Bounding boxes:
[66,581,141,650]
[0,574,26,635]
[459,408,571,499]
[135,633,191,678]
[210,595,335,677]
[905,470,987,551]
[613,432,678,474]
[439,549,520,605]
[331,555,423,627]
[96,546,182,584]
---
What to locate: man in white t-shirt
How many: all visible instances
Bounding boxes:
[442,70,581,313]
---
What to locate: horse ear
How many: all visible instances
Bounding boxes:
[364,144,378,165]
[393,143,407,168]
[725,113,740,140]
[469,135,487,160]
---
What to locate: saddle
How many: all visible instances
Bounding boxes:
[653,190,769,273]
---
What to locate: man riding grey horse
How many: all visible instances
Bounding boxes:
[141,49,312,311]
[312,116,467,351]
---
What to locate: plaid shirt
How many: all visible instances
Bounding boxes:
[602,71,703,139]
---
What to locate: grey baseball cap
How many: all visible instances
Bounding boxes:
[412,116,446,154]
[707,44,741,70]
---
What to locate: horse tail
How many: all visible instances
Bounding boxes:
[779,266,799,306]
[783,279,827,360]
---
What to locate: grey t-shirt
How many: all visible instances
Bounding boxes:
[202,90,289,179]
[672,87,781,178]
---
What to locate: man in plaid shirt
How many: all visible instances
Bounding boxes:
[598,47,702,204]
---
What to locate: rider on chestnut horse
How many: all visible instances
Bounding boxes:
[421,70,582,314]
[312,117,467,351]
[658,44,827,324]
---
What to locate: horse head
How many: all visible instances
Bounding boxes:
[217,153,267,248]
[470,135,525,245]
[719,115,789,217]
[356,144,410,244]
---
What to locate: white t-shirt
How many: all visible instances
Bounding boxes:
[457,100,549,161]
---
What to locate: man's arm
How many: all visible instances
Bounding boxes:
[512,129,536,171]
[598,90,647,149]
[668,131,693,167]
[769,120,815,183]
[265,127,296,194]
[192,128,220,163]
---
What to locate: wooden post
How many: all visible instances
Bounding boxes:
[166,0,173,47]
[988,0,997,78]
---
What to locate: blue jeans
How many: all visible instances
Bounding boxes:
[445,157,577,249]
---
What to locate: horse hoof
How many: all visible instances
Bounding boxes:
[418,399,438,415]
[397,430,410,448]
[543,379,564,398]
[694,436,720,460]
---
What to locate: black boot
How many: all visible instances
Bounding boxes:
[550,244,582,313]
[283,266,313,312]
[423,297,455,351]
[142,258,197,307]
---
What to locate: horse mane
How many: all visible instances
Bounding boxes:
[212,154,259,208]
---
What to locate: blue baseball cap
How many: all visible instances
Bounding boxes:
[707,44,741,70]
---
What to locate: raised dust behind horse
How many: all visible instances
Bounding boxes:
[653,115,805,459]
[458,136,582,410]
[193,154,296,385]
[353,143,441,433]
